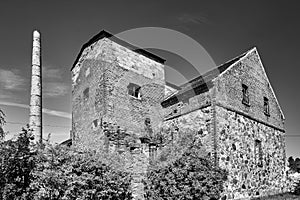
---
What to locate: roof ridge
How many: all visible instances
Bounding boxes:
[71,29,166,71]
[179,47,255,88]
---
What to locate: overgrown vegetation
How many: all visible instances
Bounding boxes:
[288,156,300,195]
[0,109,228,199]
[0,109,6,140]
[144,129,228,200]
[0,109,132,200]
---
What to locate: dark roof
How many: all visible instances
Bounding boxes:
[71,30,166,70]
[165,81,181,90]
[161,50,248,108]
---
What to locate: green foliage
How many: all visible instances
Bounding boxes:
[144,129,227,200]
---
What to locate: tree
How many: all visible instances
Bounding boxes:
[144,129,227,200]
[0,126,35,200]
[0,109,6,140]
[26,142,132,200]
[288,156,300,173]
[0,125,133,200]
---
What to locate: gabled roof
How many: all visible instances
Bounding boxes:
[71,30,166,71]
[161,49,250,107]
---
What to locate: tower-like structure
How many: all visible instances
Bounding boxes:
[71,30,165,147]
[29,30,42,145]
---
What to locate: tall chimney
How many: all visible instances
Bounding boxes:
[29,30,42,145]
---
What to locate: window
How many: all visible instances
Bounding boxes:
[92,119,98,129]
[83,88,89,101]
[85,67,90,77]
[254,139,263,167]
[149,144,157,159]
[242,84,249,105]
[145,118,153,136]
[264,97,270,115]
[128,83,141,99]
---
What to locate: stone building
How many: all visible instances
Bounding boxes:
[71,30,286,199]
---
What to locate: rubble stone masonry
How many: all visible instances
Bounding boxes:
[217,106,286,199]
[71,31,286,200]
[72,37,165,148]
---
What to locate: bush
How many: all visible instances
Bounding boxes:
[27,145,132,200]
[0,126,133,200]
[144,129,227,200]
[0,126,35,200]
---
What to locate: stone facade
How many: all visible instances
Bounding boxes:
[217,106,286,199]
[71,30,286,199]
[72,34,165,148]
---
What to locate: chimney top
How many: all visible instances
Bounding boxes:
[33,30,40,38]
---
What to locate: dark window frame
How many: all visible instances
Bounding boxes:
[242,84,250,106]
[264,97,270,116]
[128,83,141,99]
[254,139,263,167]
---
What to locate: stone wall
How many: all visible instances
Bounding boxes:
[72,37,165,147]
[163,105,214,158]
[216,105,287,199]
[215,48,284,130]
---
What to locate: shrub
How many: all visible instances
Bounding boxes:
[27,143,133,200]
[144,129,227,200]
[0,126,133,200]
[0,126,35,200]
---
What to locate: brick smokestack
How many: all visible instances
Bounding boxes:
[29,30,42,145]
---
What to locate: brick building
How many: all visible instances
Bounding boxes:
[71,30,287,199]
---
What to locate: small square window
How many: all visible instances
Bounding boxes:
[128,83,141,99]
[264,97,270,116]
[83,88,89,101]
[242,84,250,106]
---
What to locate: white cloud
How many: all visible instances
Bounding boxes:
[43,67,63,80]
[178,13,211,25]
[0,101,71,119]
[42,108,71,119]
[43,82,69,97]
[0,69,26,91]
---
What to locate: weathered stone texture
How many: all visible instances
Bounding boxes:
[216,106,286,199]
[163,90,212,120]
[163,106,214,157]
[72,37,165,147]
[71,33,286,200]
[30,30,42,144]
[215,49,284,130]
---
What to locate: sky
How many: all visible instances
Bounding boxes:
[0,0,299,158]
